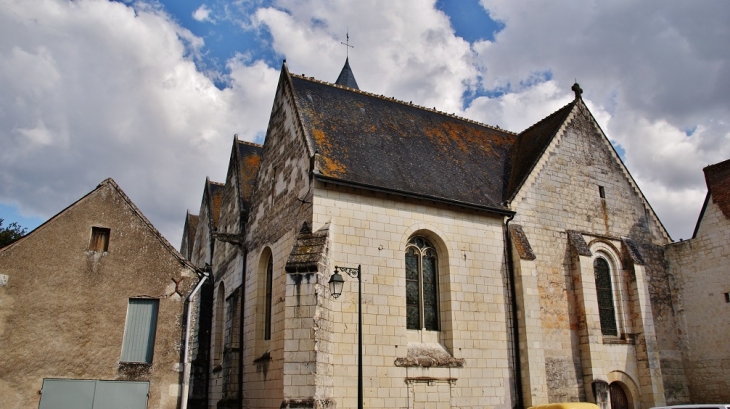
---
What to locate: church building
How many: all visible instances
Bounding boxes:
[181,59,728,409]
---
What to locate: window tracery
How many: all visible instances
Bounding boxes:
[405,236,439,331]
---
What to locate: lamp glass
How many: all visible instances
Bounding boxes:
[328,272,345,298]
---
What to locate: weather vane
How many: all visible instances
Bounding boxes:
[341,30,353,58]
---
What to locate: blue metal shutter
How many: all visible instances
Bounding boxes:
[121,299,159,363]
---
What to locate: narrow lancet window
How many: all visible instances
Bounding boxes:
[405,237,439,331]
[594,257,617,336]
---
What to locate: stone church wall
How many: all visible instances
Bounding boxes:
[312,182,515,409]
[666,197,730,403]
[510,105,688,405]
[240,72,315,408]
[207,145,247,408]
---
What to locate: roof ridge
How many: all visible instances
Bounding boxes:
[518,99,576,135]
[236,139,263,148]
[289,73,517,136]
[208,181,225,187]
[1,178,197,271]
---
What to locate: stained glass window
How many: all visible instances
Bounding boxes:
[594,257,618,336]
[405,237,439,331]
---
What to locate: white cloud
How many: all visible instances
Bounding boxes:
[0,0,278,244]
[192,4,214,23]
[2,0,728,244]
[472,0,730,239]
[252,0,477,114]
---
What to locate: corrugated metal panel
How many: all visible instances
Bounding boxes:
[39,379,95,409]
[121,299,159,363]
[94,380,149,408]
[39,379,149,409]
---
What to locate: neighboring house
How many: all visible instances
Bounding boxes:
[0,178,201,409]
[182,60,706,409]
[665,159,730,403]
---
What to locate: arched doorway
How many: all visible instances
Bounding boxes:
[609,382,629,409]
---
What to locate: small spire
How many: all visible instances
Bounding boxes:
[572,82,583,100]
[335,58,359,89]
[335,31,359,89]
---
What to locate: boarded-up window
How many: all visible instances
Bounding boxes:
[89,227,110,252]
[121,299,159,363]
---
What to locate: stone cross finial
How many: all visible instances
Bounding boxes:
[572,82,583,100]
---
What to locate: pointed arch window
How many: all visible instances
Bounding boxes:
[405,237,439,331]
[264,256,273,341]
[594,257,618,336]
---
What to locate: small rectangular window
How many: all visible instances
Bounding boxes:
[121,298,159,363]
[599,186,606,199]
[724,293,729,303]
[89,227,110,252]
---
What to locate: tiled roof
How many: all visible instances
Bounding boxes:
[507,100,576,200]
[291,74,518,212]
[235,139,263,212]
[703,158,730,219]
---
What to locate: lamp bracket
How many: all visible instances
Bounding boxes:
[335,265,360,279]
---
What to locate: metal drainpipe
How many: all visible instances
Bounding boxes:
[505,213,525,409]
[181,272,210,409]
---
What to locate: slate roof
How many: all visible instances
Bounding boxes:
[334,58,359,90]
[208,181,226,229]
[291,74,518,212]
[703,158,730,219]
[285,222,329,273]
[183,212,199,256]
[235,139,263,211]
[507,101,577,199]
[693,158,730,237]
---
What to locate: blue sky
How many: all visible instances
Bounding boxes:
[2,0,729,244]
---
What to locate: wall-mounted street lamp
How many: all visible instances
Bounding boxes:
[328,265,363,409]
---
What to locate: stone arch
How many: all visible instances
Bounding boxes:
[256,247,274,351]
[588,239,628,336]
[607,371,639,409]
[401,224,454,349]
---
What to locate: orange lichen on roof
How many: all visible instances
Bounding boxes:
[423,120,513,158]
[239,153,262,202]
[209,182,225,228]
[312,128,347,177]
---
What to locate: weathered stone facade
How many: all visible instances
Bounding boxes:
[509,103,687,407]
[665,159,730,403]
[0,179,199,409]
[181,61,727,409]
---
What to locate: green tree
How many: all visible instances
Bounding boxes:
[0,218,27,248]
